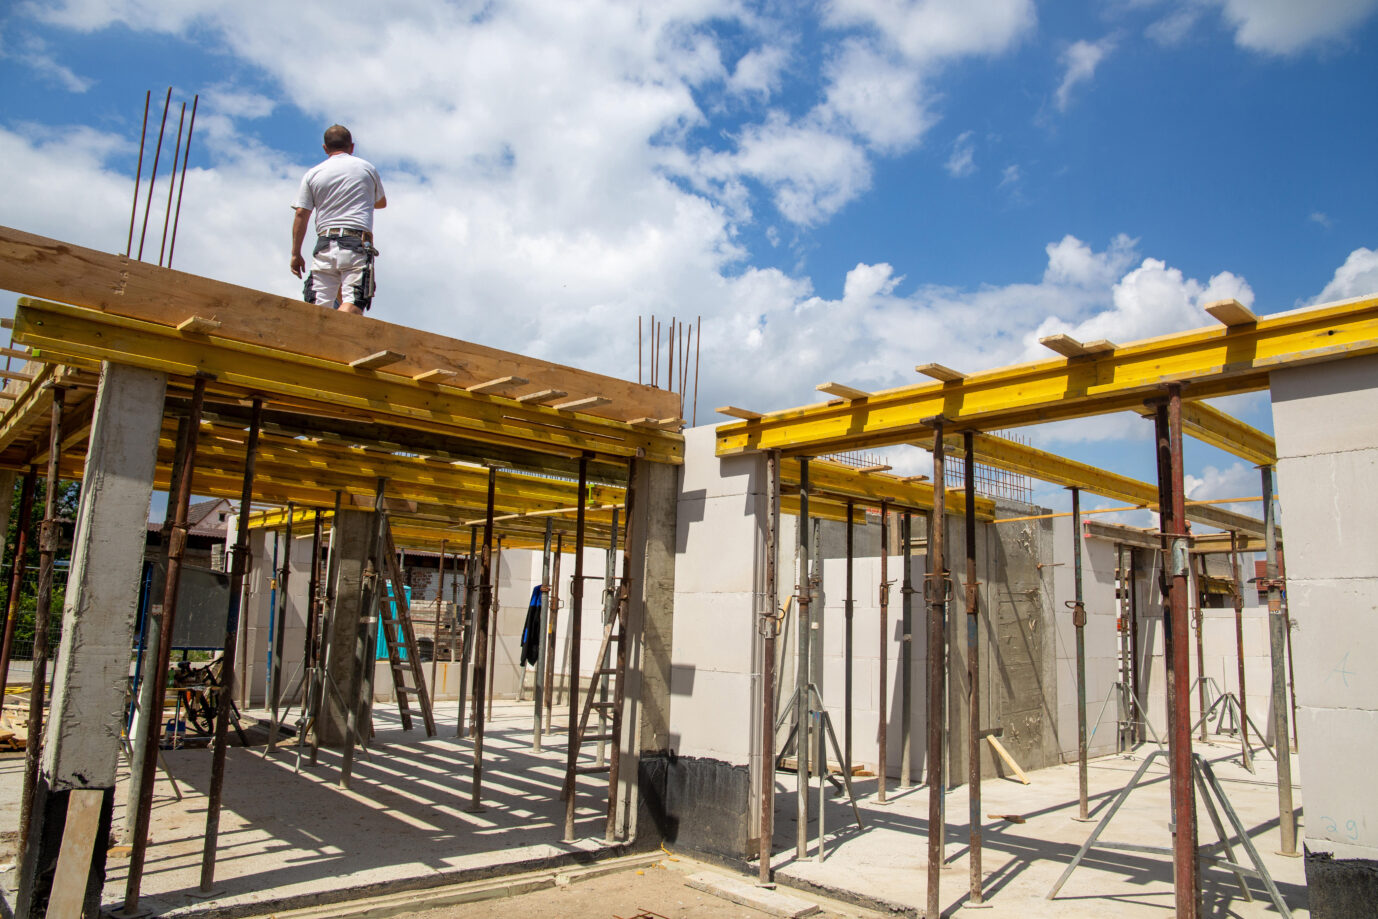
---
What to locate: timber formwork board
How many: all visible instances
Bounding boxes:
[716,293,1378,458]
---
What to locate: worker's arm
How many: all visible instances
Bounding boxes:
[290,208,311,277]
[375,194,387,209]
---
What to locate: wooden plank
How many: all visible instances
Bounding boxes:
[1083,339,1118,354]
[0,347,31,360]
[47,787,105,919]
[915,362,964,382]
[176,316,221,334]
[350,350,406,370]
[0,369,30,382]
[717,405,762,420]
[553,396,611,412]
[411,368,457,384]
[816,381,870,401]
[466,376,527,395]
[0,225,680,422]
[856,464,892,473]
[1039,333,1088,358]
[1205,298,1258,327]
[986,735,1031,785]
[515,389,567,404]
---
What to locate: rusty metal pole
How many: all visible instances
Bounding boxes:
[1128,547,1143,746]
[900,511,913,788]
[486,538,502,723]
[926,421,948,919]
[795,457,812,858]
[1154,388,1199,918]
[1070,486,1089,821]
[200,398,261,891]
[761,450,780,883]
[267,502,295,752]
[0,467,37,697]
[544,535,563,731]
[562,455,588,842]
[1228,531,1253,771]
[467,468,497,811]
[124,377,205,913]
[964,431,983,904]
[1261,466,1297,856]
[844,499,854,777]
[1284,605,1299,752]
[456,524,477,738]
[603,462,636,844]
[877,500,890,804]
[16,387,65,868]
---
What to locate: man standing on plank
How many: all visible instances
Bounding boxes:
[290,124,386,314]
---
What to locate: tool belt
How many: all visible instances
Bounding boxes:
[320,226,373,241]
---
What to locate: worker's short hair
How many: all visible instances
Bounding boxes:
[323,125,353,151]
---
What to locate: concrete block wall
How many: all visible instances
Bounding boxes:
[1271,353,1378,913]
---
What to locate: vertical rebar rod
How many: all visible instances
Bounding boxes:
[1261,466,1296,855]
[125,377,204,912]
[761,450,780,883]
[900,511,913,788]
[795,457,811,858]
[16,387,65,869]
[167,93,198,268]
[1071,486,1088,820]
[0,468,36,697]
[157,101,186,266]
[1155,388,1200,919]
[126,90,151,256]
[1192,550,1207,742]
[534,519,553,751]
[844,498,854,777]
[545,535,563,730]
[486,538,501,722]
[456,525,478,737]
[200,398,261,890]
[562,455,588,841]
[1227,531,1253,770]
[926,420,947,919]
[267,502,294,752]
[137,87,172,262]
[467,468,496,811]
[964,430,983,904]
[877,500,889,804]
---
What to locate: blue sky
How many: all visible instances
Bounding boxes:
[2,0,1376,521]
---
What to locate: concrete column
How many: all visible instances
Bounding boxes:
[315,508,375,748]
[618,454,682,845]
[15,364,166,918]
[1271,354,1378,916]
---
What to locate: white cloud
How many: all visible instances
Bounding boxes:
[1043,234,1137,288]
[945,130,975,177]
[824,0,1036,63]
[1312,247,1378,304]
[1054,37,1115,112]
[999,163,1021,188]
[726,44,790,99]
[3,34,93,92]
[819,38,932,153]
[1146,7,1201,45]
[1211,0,1378,54]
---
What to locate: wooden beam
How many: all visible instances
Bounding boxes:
[466,376,528,395]
[856,464,892,473]
[553,396,611,412]
[1040,334,1119,358]
[717,406,763,420]
[412,368,457,384]
[0,347,31,360]
[817,381,870,401]
[1205,298,1258,327]
[0,225,680,423]
[0,369,32,382]
[915,362,964,382]
[515,389,567,404]
[176,316,222,334]
[987,735,1030,785]
[350,349,406,370]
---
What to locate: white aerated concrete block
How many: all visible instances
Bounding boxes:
[672,590,757,676]
[674,493,764,594]
[1271,355,1378,459]
[1288,578,1378,710]
[677,424,766,499]
[1275,449,1378,580]
[669,667,755,763]
[1295,706,1378,859]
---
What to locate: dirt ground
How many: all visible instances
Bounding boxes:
[403,858,879,919]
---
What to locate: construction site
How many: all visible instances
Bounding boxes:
[0,180,1374,919]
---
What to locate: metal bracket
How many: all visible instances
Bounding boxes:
[1169,536,1189,579]
[923,574,954,603]
[1065,600,1087,628]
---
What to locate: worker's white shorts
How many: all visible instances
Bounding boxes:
[304,239,373,310]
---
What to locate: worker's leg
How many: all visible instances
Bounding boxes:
[335,242,373,314]
[304,238,345,307]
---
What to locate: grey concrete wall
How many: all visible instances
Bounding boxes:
[1271,353,1378,912]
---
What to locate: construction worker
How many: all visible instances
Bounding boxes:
[290,124,386,314]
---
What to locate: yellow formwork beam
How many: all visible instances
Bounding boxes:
[14,298,682,466]
[921,431,1265,537]
[717,294,1378,458]
[1176,401,1275,466]
[779,458,996,519]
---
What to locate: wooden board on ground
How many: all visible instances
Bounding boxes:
[47,787,105,919]
[0,225,679,424]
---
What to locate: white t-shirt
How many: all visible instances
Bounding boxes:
[292,152,385,234]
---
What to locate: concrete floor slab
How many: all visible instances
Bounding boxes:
[769,740,1308,917]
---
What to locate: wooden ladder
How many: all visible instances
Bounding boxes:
[379,524,437,736]
[561,576,630,836]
